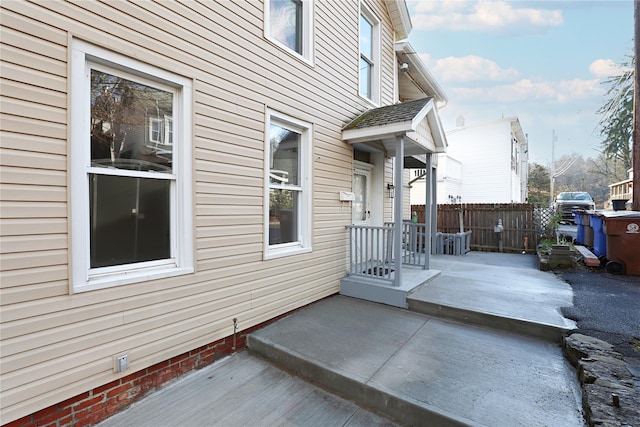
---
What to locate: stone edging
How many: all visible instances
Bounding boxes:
[563,333,639,426]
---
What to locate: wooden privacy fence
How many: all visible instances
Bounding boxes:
[411,203,539,253]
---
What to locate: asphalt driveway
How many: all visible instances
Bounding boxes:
[558,268,640,362]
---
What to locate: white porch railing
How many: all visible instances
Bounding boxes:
[346,222,429,285]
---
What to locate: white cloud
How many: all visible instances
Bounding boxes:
[589,59,632,78]
[429,55,519,82]
[412,1,563,33]
[453,78,601,104]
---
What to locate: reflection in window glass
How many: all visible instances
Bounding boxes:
[264,111,311,257]
[359,57,372,100]
[270,0,302,54]
[268,121,302,247]
[269,124,300,186]
[360,14,372,59]
[91,70,173,172]
[359,13,373,99]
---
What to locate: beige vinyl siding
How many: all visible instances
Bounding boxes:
[384,158,394,221]
[403,169,412,219]
[0,0,400,422]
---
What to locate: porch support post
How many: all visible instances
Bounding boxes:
[431,164,437,258]
[423,153,432,270]
[393,135,404,286]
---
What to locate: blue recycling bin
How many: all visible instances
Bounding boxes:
[590,214,606,257]
[573,210,585,244]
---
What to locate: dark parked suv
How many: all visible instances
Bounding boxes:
[552,192,596,223]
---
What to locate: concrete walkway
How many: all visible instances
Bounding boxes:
[99,252,585,427]
[98,351,398,427]
[410,252,576,341]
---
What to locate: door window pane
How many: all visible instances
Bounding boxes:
[353,173,367,222]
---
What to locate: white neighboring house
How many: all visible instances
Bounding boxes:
[411,116,528,205]
[410,155,462,205]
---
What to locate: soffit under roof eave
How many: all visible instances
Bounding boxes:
[351,134,436,158]
[388,1,412,40]
[510,118,527,142]
[395,42,448,105]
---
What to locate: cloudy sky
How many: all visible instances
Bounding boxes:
[406,0,634,165]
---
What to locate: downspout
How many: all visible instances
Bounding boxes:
[393,136,404,286]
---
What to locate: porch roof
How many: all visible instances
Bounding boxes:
[342,97,447,157]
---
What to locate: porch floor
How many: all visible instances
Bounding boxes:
[339,265,440,309]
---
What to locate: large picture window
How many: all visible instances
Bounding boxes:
[71,40,193,292]
[359,4,380,103]
[264,110,312,259]
[266,0,313,63]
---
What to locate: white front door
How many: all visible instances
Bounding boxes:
[352,168,371,225]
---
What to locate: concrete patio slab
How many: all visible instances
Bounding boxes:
[248,296,584,426]
[408,253,576,341]
[97,351,398,427]
[98,252,585,427]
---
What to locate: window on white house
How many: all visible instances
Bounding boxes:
[70,40,193,292]
[149,115,173,148]
[359,5,379,103]
[265,110,312,259]
[266,0,313,63]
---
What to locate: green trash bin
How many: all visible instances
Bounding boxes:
[602,212,640,276]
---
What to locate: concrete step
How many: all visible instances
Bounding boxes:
[409,255,576,342]
[247,296,584,427]
[97,351,400,427]
[406,296,571,342]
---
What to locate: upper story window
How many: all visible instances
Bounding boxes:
[264,110,312,259]
[70,40,193,292]
[266,0,314,64]
[359,4,380,103]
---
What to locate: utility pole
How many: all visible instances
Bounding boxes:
[633,0,639,210]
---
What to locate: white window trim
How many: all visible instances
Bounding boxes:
[359,3,381,105]
[70,39,194,293]
[264,0,314,66]
[264,109,312,259]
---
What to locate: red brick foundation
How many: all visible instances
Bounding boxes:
[3,306,305,427]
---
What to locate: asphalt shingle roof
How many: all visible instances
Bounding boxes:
[343,97,433,131]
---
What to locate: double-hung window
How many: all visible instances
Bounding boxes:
[264,110,312,259]
[70,40,193,292]
[359,4,380,104]
[266,0,314,64]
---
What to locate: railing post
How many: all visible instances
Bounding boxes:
[393,137,404,286]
